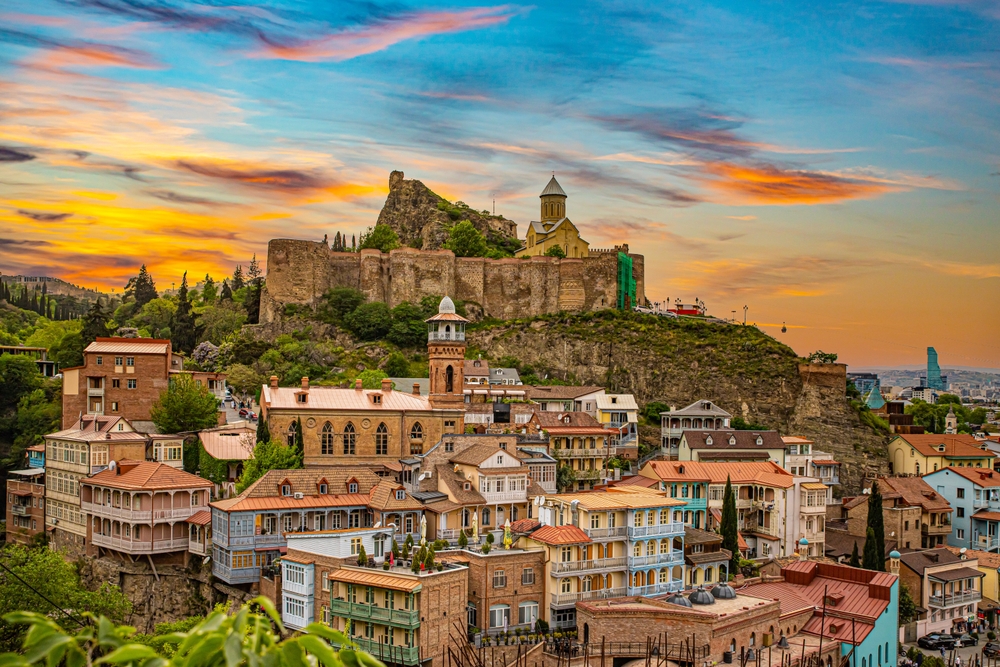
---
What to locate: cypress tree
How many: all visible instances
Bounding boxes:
[867,481,886,571]
[171,272,197,354]
[256,417,270,445]
[220,279,233,301]
[720,475,740,580]
[81,299,110,346]
[293,417,305,459]
[128,264,158,308]
[862,526,881,571]
[849,541,861,568]
[232,265,245,291]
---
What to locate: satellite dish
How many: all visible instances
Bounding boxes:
[374,521,382,528]
[202,556,211,565]
[538,496,545,505]
[108,460,117,471]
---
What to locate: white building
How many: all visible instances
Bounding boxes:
[659,400,732,459]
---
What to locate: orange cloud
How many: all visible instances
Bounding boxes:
[255,7,521,62]
[695,161,896,205]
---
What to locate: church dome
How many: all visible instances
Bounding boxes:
[689,586,715,605]
[438,296,456,314]
[540,175,567,198]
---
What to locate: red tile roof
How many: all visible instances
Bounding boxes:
[186,510,212,525]
[801,615,875,644]
[510,518,540,533]
[936,466,1000,488]
[643,460,795,488]
[529,524,592,545]
[894,434,993,459]
[83,461,212,491]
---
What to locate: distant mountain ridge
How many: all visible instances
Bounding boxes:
[1,274,110,302]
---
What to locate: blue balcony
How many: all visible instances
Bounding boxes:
[628,521,685,539]
[628,551,685,569]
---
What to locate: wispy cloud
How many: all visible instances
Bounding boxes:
[0,27,158,69]
[0,146,37,162]
[16,209,73,222]
[254,7,523,62]
[694,161,896,205]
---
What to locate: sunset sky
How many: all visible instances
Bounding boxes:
[1,0,998,368]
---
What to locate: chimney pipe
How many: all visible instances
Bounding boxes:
[355,378,363,391]
[270,375,279,388]
[382,378,392,393]
[301,377,309,389]
[413,383,421,396]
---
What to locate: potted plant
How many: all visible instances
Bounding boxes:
[383,562,390,570]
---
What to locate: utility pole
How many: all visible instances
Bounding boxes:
[743,305,748,325]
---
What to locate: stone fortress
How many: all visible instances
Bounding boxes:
[260,173,645,323]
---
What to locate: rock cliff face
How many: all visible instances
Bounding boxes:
[468,311,888,494]
[376,171,518,249]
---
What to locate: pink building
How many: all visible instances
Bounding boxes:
[81,460,213,565]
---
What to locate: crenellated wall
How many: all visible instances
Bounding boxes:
[260,240,644,322]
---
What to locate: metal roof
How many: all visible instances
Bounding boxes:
[329,567,423,592]
[85,338,170,355]
[540,175,566,197]
[262,385,439,411]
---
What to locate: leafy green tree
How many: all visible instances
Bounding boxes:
[150,374,220,434]
[50,331,84,369]
[641,401,669,423]
[0,354,42,414]
[849,541,861,568]
[544,246,566,258]
[13,386,61,451]
[899,582,918,623]
[862,527,881,571]
[359,224,401,253]
[133,298,176,338]
[731,416,767,430]
[384,352,410,377]
[358,370,390,389]
[125,264,158,309]
[235,438,303,493]
[197,302,247,344]
[556,464,576,492]
[25,320,81,351]
[81,299,111,346]
[387,302,428,347]
[316,288,366,325]
[224,363,266,406]
[201,274,217,305]
[0,544,132,652]
[171,272,197,354]
[442,220,489,257]
[345,302,392,340]
[866,481,885,571]
[721,475,740,578]
[0,596,372,667]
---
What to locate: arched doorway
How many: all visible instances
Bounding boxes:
[584,623,590,644]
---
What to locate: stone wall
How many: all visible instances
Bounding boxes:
[260,240,644,323]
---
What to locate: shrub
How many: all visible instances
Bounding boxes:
[344,302,392,340]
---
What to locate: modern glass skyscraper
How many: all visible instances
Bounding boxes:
[926,347,945,390]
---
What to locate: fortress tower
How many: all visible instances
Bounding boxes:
[425,296,468,410]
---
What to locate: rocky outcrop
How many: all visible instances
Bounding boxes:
[468,311,888,494]
[376,171,518,249]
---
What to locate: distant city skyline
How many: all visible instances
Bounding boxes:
[1,0,998,368]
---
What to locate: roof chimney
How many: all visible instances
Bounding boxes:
[413,383,421,396]
[270,375,279,388]
[355,378,363,391]
[382,378,392,393]
[301,377,309,389]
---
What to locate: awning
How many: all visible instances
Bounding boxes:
[801,482,828,490]
[473,389,488,395]
[329,568,423,593]
[8,469,44,476]
[255,545,287,554]
[9,490,33,497]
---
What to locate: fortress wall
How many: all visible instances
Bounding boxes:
[630,253,646,305]
[262,239,645,323]
[454,257,486,305]
[388,249,454,306]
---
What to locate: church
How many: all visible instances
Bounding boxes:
[519,175,591,258]
[259,297,470,466]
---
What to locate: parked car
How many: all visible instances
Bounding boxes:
[983,642,1000,658]
[917,633,957,650]
[239,408,249,417]
[955,634,978,647]
[248,412,258,421]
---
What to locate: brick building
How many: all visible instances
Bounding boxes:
[835,476,952,551]
[439,547,547,634]
[6,467,46,545]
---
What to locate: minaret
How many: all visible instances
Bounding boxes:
[945,405,957,434]
[889,550,901,575]
[539,175,567,222]
[425,296,469,410]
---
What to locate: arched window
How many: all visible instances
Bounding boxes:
[446,365,454,393]
[375,423,389,455]
[409,423,423,455]
[512,506,518,521]
[287,421,297,447]
[582,576,592,592]
[321,422,334,455]
[343,422,356,455]
[750,633,755,647]
[561,578,571,594]
[646,541,655,556]
[658,569,668,583]
[482,508,491,525]
[633,542,642,557]
[660,539,669,554]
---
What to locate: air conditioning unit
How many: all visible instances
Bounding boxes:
[293,492,304,499]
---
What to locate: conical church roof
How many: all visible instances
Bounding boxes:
[865,387,886,410]
[540,175,567,197]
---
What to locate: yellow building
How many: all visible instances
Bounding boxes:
[946,547,1000,604]
[520,176,590,258]
[519,487,685,628]
[887,434,994,476]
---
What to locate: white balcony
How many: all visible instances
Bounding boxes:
[585,526,628,540]
[553,448,615,459]
[628,521,685,538]
[628,580,683,596]
[481,490,527,504]
[976,535,1000,552]
[735,498,752,509]
[87,387,104,397]
[83,502,205,523]
[552,557,627,574]
[628,551,684,568]
[189,540,209,556]
[929,590,981,608]
[550,587,627,607]
[428,331,464,342]
[92,534,190,554]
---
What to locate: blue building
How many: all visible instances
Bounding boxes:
[924,347,948,391]
[26,444,44,468]
[924,466,1000,551]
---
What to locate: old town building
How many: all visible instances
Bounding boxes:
[81,460,213,564]
[677,430,787,467]
[835,476,953,551]
[888,434,994,476]
[519,176,591,258]
[659,400,732,459]
[528,411,613,491]
[6,467,45,545]
[45,415,148,555]
[895,548,981,635]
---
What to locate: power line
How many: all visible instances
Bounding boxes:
[0,562,88,628]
